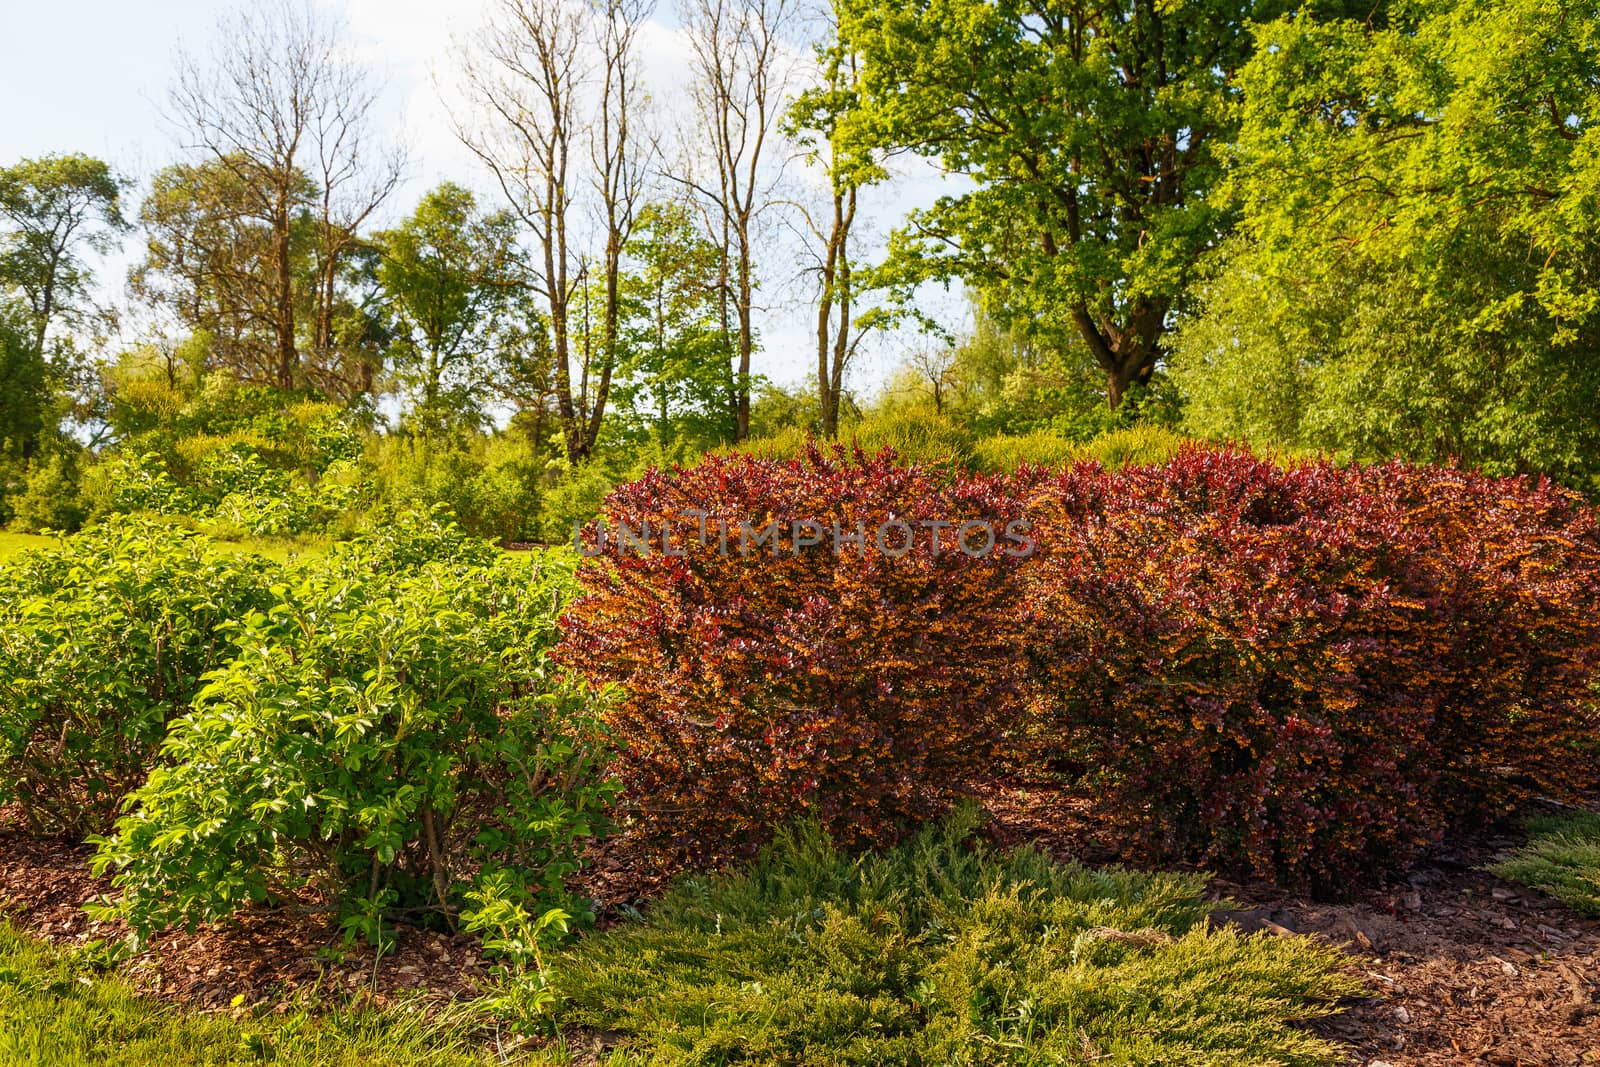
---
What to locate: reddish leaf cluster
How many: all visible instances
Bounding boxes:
[561,444,1600,886]
[1023,448,1600,889]
[557,446,1030,862]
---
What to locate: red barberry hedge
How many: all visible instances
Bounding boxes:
[558,446,1030,862]
[1022,447,1600,889]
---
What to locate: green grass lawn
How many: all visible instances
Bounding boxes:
[0,925,500,1067]
[0,527,326,565]
[1492,811,1600,917]
[0,531,55,562]
[529,809,1363,1067]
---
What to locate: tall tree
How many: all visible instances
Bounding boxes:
[836,0,1276,409]
[582,0,656,457]
[1177,0,1600,480]
[459,0,653,462]
[375,183,523,429]
[0,302,49,459]
[788,20,883,439]
[169,0,400,392]
[131,157,311,382]
[0,154,126,356]
[675,0,799,440]
[618,200,735,443]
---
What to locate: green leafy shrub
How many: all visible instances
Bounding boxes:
[91,517,613,945]
[719,424,813,462]
[461,871,572,1031]
[559,446,1030,863]
[83,452,191,517]
[548,807,1361,1066]
[0,454,23,526]
[730,412,976,472]
[368,434,543,542]
[848,409,975,471]
[971,428,1086,472]
[8,452,88,533]
[1065,425,1189,469]
[535,456,627,546]
[92,386,371,537]
[1023,447,1600,888]
[0,520,273,833]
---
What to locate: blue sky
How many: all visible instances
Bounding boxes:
[2,1,222,168]
[0,1,962,393]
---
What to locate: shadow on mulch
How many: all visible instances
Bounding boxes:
[3,789,1598,1066]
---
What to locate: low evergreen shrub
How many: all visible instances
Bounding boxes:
[546,808,1361,1066]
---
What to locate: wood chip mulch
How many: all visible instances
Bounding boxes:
[0,823,494,1013]
[985,784,1600,1067]
[3,790,1599,1066]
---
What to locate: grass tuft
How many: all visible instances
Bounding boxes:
[0,924,494,1066]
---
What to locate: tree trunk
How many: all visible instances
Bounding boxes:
[1072,300,1162,411]
[734,227,754,441]
[814,214,838,438]
[585,236,622,456]
[273,191,297,391]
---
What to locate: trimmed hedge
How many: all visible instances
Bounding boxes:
[565,444,1600,887]
[1023,448,1600,888]
[559,446,1030,862]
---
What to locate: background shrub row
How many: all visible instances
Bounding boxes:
[1,444,1596,944]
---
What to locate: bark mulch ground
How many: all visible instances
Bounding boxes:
[3,789,1597,1065]
[984,784,1600,1067]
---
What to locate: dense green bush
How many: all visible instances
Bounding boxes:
[8,452,88,533]
[0,520,273,833]
[87,448,364,538]
[726,411,977,473]
[367,433,544,542]
[91,516,613,944]
[86,383,370,537]
[972,425,1190,473]
[847,409,976,471]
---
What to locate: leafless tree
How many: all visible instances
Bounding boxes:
[581,0,656,456]
[169,0,401,393]
[457,0,654,463]
[673,0,799,441]
[786,35,881,440]
[907,343,957,414]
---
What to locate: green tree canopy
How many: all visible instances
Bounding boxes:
[613,201,736,447]
[0,153,126,356]
[835,0,1284,408]
[1175,0,1600,482]
[374,183,524,432]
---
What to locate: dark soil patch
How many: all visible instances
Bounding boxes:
[0,819,492,1011]
[985,785,1600,1067]
[1217,843,1600,1067]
